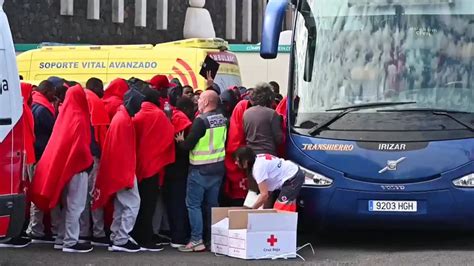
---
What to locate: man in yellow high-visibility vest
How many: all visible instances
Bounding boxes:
[175,90,227,252]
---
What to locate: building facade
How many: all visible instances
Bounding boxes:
[5,0,294,45]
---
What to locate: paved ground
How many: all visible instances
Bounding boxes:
[1,231,474,265]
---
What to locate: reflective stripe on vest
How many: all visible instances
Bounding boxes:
[190,126,227,165]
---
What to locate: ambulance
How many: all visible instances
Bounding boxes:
[17,38,242,91]
[0,0,26,240]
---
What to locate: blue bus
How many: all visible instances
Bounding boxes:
[261,0,473,230]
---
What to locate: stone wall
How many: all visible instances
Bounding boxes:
[4,0,260,45]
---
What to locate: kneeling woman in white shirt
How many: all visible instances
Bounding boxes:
[233,147,305,211]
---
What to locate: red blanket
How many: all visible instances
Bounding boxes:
[275,96,288,158]
[21,83,36,164]
[93,106,136,209]
[275,96,287,119]
[134,102,175,182]
[30,85,93,211]
[32,91,55,117]
[224,100,251,200]
[85,89,110,149]
[171,110,192,134]
[103,79,128,120]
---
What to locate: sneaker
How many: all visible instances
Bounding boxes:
[29,235,55,244]
[109,240,141,253]
[153,234,170,245]
[0,237,31,248]
[170,242,186,249]
[54,244,63,250]
[91,236,111,247]
[62,243,94,253]
[158,230,172,238]
[140,243,164,252]
[178,240,206,252]
[78,237,91,244]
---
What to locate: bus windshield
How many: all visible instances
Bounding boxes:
[293,0,474,120]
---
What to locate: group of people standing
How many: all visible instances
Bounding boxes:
[1,74,304,254]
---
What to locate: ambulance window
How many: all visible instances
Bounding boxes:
[214,74,242,92]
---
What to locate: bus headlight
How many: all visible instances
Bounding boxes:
[453,173,474,188]
[298,165,333,187]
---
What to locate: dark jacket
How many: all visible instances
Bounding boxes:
[166,140,190,180]
[32,103,55,161]
[90,126,101,158]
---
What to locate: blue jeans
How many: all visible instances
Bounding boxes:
[186,167,223,242]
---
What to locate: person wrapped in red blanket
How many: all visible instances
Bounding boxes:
[164,96,194,247]
[93,88,144,253]
[79,79,111,246]
[275,96,288,158]
[21,83,36,166]
[30,85,94,253]
[27,81,59,244]
[223,100,252,206]
[102,78,129,120]
[130,88,175,251]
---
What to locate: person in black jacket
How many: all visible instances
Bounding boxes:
[26,80,59,243]
[220,89,239,119]
[163,96,195,248]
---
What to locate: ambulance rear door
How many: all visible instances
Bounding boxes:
[202,50,242,91]
[0,0,24,238]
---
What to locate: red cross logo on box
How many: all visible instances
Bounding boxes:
[267,234,278,247]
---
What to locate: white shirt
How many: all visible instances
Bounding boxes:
[252,154,299,192]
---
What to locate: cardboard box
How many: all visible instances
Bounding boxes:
[211,208,298,260]
[211,207,246,255]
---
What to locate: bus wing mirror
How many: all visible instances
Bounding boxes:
[260,0,288,59]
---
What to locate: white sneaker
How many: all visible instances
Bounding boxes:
[170,243,186,249]
[178,240,206,252]
[62,243,93,253]
[0,237,31,248]
[109,240,141,253]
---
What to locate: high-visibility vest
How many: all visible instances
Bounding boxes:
[189,112,227,165]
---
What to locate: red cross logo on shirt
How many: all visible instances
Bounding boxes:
[267,235,278,247]
[239,178,247,190]
[258,154,274,160]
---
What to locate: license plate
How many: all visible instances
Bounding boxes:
[368,200,417,212]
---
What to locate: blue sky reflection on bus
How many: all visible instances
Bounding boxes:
[293,0,473,115]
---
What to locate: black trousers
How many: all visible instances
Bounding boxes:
[164,172,190,245]
[131,174,159,245]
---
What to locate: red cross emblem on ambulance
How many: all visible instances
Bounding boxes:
[267,234,278,247]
